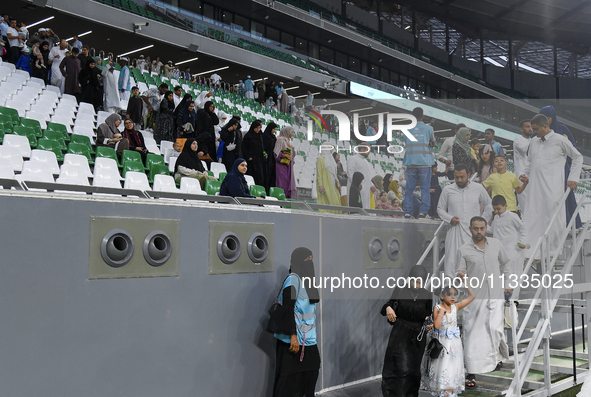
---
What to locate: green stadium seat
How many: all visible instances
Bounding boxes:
[205,170,214,177]
[205,180,221,196]
[145,153,165,170]
[95,146,122,167]
[249,184,266,197]
[20,118,43,138]
[70,134,95,154]
[12,126,38,148]
[122,160,145,178]
[46,122,70,141]
[0,106,19,125]
[149,163,170,183]
[121,150,146,170]
[219,172,227,183]
[42,130,67,151]
[269,187,286,200]
[37,138,64,162]
[67,142,94,164]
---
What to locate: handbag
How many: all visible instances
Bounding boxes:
[280,148,291,166]
[266,274,301,335]
[426,336,446,359]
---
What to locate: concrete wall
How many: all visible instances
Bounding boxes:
[0,192,441,396]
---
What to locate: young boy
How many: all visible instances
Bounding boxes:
[170,141,181,158]
[482,155,528,214]
[490,195,528,298]
[126,86,143,127]
[470,138,480,160]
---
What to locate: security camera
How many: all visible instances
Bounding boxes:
[133,22,149,32]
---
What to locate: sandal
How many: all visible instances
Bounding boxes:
[465,375,476,389]
[494,361,503,371]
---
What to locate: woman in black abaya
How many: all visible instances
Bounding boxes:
[380,265,432,397]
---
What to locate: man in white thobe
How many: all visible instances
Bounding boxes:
[195,90,213,110]
[438,164,492,277]
[48,39,67,94]
[519,114,583,259]
[346,143,375,208]
[438,123,465,180]
[101,61,120,113]
[513,120,532,216]
[457,216,512,385]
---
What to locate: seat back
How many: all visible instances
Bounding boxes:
[149,163,170,183]
[0,145,24,171]
[249,184,266,197]
[95,146,121,166]
[3,134,31,158]
[122,160,145,178]
[18,161,55,183]
[204,180,221,195]
[124,171,151,190]
[153,174,178,192]
[269,187,286,200]
[210,162,227,178]
[121,150,145,169]
[67,142,93,163]
[30,149,60,175]
[63,153,92,177]
[180,177,204,195]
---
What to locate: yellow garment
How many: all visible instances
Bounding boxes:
[471,148,479,160]
[388,180,402,200]
[370,192,375,209]
[482,171,521,212]
[316,157,341,213]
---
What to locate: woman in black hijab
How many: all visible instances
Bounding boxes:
[173,138,216,188]
[380,265,433,397]
[273,247,320,397]
[154,90,175,144]
[349,171,365,208]
[174,93,193,129]
[195,100,220,163]
[241,120,265,186]
[262,122,278,193]
[177,100,196,139]
[220,158,256,198]
[219,118,241,173]
[39,41,51,84]
[78,58,102,112]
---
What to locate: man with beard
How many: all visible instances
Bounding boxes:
[456,216,512,390]
[437,164,492,277]
[513,120,533,216]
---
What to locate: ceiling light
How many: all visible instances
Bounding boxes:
[194,66,230,76]
[66,31,92,41]
[294,92,320,99]
[283,86,299,91]
[253,77,268,82]
[175,57,199,65]
[349,107,373,112]
[118,44,154,58]
[28,16,55,29]
[328,100,350,105]
[327,39,332,43]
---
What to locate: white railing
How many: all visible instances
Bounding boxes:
[507,189,591,397]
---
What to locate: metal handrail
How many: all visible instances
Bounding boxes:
[415,221,445,269]
[507,189,590,397]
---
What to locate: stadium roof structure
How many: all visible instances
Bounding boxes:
[350,0,591,78]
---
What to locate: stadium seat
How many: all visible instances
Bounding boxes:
[30,149,60,175]
[249,184,266,197]
[205,180,221,195]
[3,134,31,158]
[63,153,92,177]
[121,150,146,170]
[122,160,145,178]
[94,157,124,180]
[72,126,96,139]
[24,112,47,130]
[59,164,91,182]
[20,118,43,137]
[219,172,227,183]
[0,106,20,125]
[50,116,73,133]
[153,174,179,192]
[55,176,91,189]
[36,138,64,162]
[42,130,67,151]
[61,94,78,105]
[12,126,38,148]
[149,163,170,183]
[46,122,70,141]
[205,170,214,177]
[180,177,205,195]
[4,101,26,117]
[269,187,286,200]
[44,85,61,96]
[201,160,208,170]
[244,175,255,187]
[67,142,94,165]
[70,134,95,154]
[95,146,122,167]
[145,153,165,169]
[92,166,122,188]
[0,145,24,171]
[210,162,227,178]
[77,102,96,115]
[143,137,160,155]
[16,161,55,184]
[124,171,151,191]
[168,156,177,173]
[0,163,14,180]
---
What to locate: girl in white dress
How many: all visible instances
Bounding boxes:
[422,281,475,396]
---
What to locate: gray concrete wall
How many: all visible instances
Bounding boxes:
[0,192,441,396]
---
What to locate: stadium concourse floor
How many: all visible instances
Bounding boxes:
[319,329,587,397]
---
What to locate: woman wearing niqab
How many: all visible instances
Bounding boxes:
[380,265,432,397]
